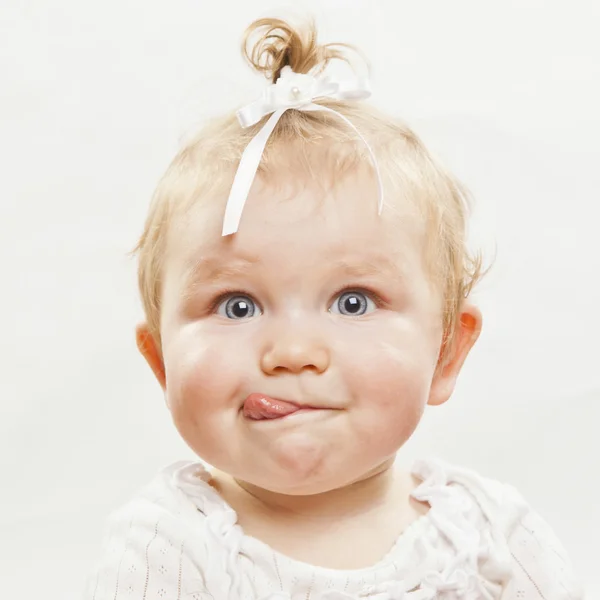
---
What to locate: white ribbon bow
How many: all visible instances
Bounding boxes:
[222,66,384,236]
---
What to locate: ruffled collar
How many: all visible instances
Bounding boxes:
[172,458,513,599]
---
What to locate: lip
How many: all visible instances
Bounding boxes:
[270,398,321,410]
[246,406,334,424]
[239,395,324,412]
[240,393,340,422]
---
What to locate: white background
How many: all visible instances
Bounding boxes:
[1,0,599,598]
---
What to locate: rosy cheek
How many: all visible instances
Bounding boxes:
[165,336,243,414]
[343,333,434,411]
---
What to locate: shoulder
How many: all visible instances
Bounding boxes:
[412,458,585,600]
[411,457,529,533]
[102,461,209,540]
[84,461,236,600]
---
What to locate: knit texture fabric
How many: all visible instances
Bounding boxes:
[84,459,584,600]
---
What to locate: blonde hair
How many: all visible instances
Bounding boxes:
[133,17,485,364]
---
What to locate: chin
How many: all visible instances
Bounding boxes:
[243,453,393,497]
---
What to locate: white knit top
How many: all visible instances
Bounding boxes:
[83,458,584,600]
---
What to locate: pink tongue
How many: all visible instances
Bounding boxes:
[243,394,300,420]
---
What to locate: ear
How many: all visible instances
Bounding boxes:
[135,323,166,390]
[428,302,482,406]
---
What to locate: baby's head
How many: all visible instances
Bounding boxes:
[134,18,484,495]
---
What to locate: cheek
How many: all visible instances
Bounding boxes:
[343,320,437,391]
[340,321,438,436]
[163,326,250,416]
[162,326,254,464]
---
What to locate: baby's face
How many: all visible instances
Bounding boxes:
[154,167,448,495]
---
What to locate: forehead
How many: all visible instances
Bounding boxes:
[165,164,427,284]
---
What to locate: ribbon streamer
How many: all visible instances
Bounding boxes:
[222,66,384,236]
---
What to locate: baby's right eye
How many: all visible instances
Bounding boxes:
[216,294,261,320]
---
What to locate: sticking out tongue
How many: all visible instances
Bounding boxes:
[243,394,300,420]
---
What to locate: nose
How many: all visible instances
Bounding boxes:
[260,328,330,375]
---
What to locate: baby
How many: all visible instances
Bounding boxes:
[84,17,584,600]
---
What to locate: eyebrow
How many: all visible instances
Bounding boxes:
[330,257,400,279]
[181,255,258,298]
[180,252,402,299]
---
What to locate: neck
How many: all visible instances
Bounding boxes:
[227,458,401,522]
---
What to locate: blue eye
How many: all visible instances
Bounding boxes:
[330,291,376,316]
[217,295,261,319]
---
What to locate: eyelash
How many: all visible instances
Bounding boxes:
[208,286,387,313]
[330,285,387,308]
[207,288,255,314]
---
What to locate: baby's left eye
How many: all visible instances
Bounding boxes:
[329,290,376,316]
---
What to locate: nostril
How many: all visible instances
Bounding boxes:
[270,364,320,375]
[260,343,330,375]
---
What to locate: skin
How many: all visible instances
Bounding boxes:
[136,162,482,568]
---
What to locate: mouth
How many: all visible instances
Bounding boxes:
[242,393,323,421]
